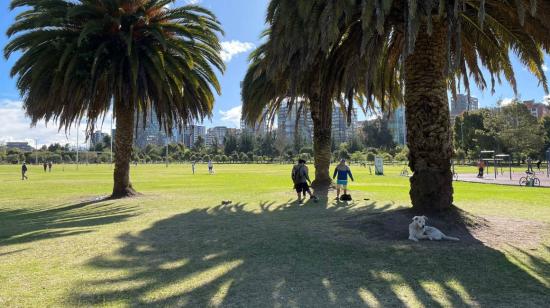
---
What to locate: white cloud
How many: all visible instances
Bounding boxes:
[219,105,242,127]
[499,97,515,107]
[220,40,255,63]
[543,95,550,106]
[0,99,111,147]
[542,64,548,72]
[186,0,201,4]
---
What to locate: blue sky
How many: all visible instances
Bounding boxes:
[0,0,549,146]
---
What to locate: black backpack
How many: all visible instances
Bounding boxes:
[340,194,352,201]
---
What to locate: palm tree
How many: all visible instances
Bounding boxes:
[242,35,368,188]
[265,0,549,212]
[5,0,225,198]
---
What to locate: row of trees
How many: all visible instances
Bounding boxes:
[453,101,550,162]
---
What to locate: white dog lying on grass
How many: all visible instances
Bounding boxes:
[408,216,460,242]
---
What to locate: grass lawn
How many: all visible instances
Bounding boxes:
[0,163,549,307]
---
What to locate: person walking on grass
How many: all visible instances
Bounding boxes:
[21,162,28,180]
[477,159,485,178]
[192,161,196,175]
[333,159,354,200]
[536,159,542,171]
[48,161,52,172]
[208,159,214,174]
[527,157,533,173]
[43,162,47,172]
[291,159,317,203]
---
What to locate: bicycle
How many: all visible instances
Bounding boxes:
[519,171,540,187]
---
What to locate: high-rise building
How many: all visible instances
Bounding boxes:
[332,105,358,145]
[450,94,479,118]
[134,111,167,148]
[206,126,228,146]
[183,125,206,148]
[277,102,314,144]
[387,106,407,145]
[523,100,550,119]
[90,130,107,147]
[134,110,184,148]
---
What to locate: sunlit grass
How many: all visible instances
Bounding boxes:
[0,163,549,307]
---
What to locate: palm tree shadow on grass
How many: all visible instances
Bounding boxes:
[69,198,550,307]
[0,199,138,246]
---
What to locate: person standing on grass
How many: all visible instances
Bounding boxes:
[536,159,542,171]
[527,157,533,173]
[477,159,485,178]
[291,159,317,203]
[43,162,47,172]
[208,159,214,174]
[333,159,354,200]
[192,161,196,174]
[48,161,52,172]
[21,162,28,180]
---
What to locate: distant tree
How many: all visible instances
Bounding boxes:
[238,132,255,153]
[362,118,396,150]
[194,136,205,150]
[541,116,550,157]
[274,130,287,161]
[348,136,364,153]
[209,138,221,155]
[258,133,276,156]
[498,103,545,159]
[224,134,238,155]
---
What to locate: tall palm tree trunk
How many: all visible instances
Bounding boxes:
[404,22,453,212]
[112,101,137,198]
[311,97,333,188]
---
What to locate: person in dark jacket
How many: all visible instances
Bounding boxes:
[333,159,354,199]
[291,159,317,203]
[22,162,28,180]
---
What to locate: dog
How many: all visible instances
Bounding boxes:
[408,216,459,242]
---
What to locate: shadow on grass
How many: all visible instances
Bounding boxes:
[0,199,138,246]
[68,197,550,307]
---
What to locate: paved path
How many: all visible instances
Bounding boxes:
[456,171,550,187]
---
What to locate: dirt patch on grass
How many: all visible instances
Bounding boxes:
[342,208,549,248]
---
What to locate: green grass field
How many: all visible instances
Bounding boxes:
[0,163,549,307]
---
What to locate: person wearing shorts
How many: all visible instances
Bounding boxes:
[208,160,214,174]
[291,159,317,203]
[333,159,354,199]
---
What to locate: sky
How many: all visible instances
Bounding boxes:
[0,0,549,147]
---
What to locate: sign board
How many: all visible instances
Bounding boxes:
[374,156,384,175]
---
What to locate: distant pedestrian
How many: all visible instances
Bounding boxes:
[291,159,317,203]
[192,161,196,174]
[477,160,485,178]
[48,161,52,172]
[208,160,214,174]
[43,162,47,172]
[527,157,533,173]
[21,162,28,180]
[333,159,354,200]
[536,159,542,171]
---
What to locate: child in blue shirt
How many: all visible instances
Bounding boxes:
[333,159,354,199]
